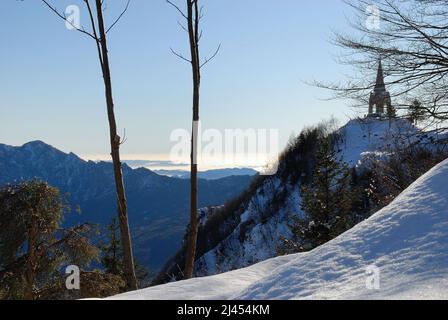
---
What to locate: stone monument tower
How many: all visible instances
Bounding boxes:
[368,59,392,115]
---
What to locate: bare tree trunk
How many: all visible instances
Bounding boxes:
[167,0,219,279]
[184,0,201,280]
[40,0,138,291]
[95,0,138,291]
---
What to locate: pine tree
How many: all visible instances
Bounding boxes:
[0,181,99,300]
[408,99,426,125]
[387,105,397,128]
[100,218,149,289]
[298,139,354,249]
[101,217,122,276]
[387,105,397,119]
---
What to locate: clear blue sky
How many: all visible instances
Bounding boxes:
[0,0,360,162]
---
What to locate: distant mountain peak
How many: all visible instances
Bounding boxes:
[22,140,53,148]
[19,141,85,163]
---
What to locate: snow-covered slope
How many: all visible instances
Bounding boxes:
[107,255,296,300]
[109,158,448,300]
[188,118,440,278]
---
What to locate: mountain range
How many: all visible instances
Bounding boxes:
[0,141,255,272]
[152,168,259,180]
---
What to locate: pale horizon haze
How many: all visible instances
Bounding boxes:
[0,0,364,170]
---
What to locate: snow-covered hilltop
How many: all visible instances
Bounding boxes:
[337,117,441,167]
[338,117,417,166]
[109,157,448,300]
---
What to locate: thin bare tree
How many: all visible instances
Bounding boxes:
[315,0,448,133]
[167,0,220,279]
[40,0,138,290]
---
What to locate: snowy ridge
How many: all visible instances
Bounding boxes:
[237,158,448,299]
[109,158,448,300]
[191,118,439,277]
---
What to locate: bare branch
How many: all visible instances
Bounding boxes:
[166,0,188,20]
[200,44,221,68]
[170,47,192,63]
[120,128,127,145]
[106,0,131,34]
[177,20,188,33]
[84,0,104,69]
[40,0,97,40]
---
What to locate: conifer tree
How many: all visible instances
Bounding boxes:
[298,139,354,249]
[0,181,99,300]
[100,218,149,289]
[408,99,426,125]
[101,217,122,276]
[387,105,397,118]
